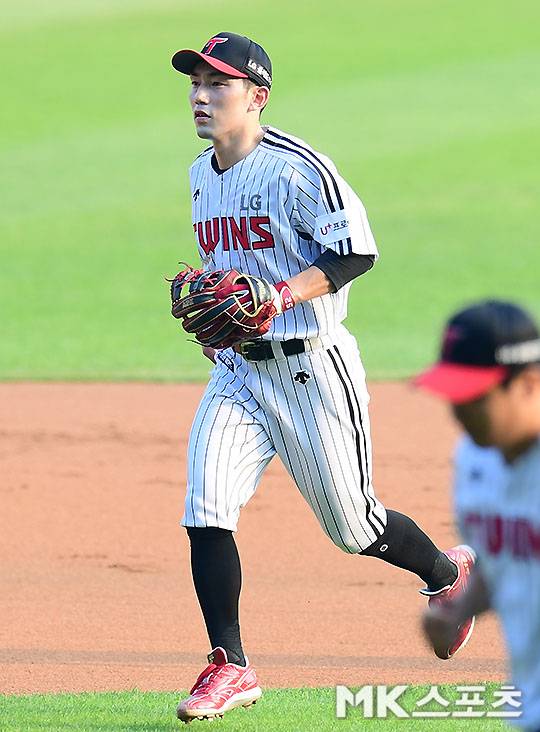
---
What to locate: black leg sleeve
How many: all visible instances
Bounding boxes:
[187,527,246,666]
[361,510,458,591]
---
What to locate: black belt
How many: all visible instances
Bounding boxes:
[234,339,307,361]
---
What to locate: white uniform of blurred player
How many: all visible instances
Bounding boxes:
[417,299,540,731]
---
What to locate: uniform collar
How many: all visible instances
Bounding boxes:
[209,127,268,176]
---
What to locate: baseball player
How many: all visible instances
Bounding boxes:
[416,300,540,731]
[170,32,475,723]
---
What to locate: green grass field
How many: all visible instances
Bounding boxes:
[1,686,512,731]
[1,2,537,728]
[1,0,539,380]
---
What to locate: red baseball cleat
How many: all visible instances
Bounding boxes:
[420,544,477,659]
[177,647,262,723]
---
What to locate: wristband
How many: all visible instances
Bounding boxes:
[274,281,297,312]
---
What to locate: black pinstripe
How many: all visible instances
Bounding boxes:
[304,353,375,547]
[327,348,384,537]
[334,345,386,531]
[263,130,352,254]
[297,198,317,219]
[233,454,273,518]
[266,129,354,254]
[253,361,295,485]
[260,137,348,255]
[258,360,331,536]
[187,362,233,524]
[263,155,287,282]
[278,168,301,339]
[333,347,386,528]
[273,357,345,545]
[188,394,222,526]
[297,186,318,205]
[282,166,296,210]
[234,442,274,501]
[212,400,235,525]
[264,131,343,211]
[223,416,241,522]
[199,395,229,527]
[188,358,272,527]
[231,149,270,279]
[285,354,367,552]
[261,135,348,255]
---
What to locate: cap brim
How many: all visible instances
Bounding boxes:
[171,49,249,79]
[413,362,509,404]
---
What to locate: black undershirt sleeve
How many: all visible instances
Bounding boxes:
[311,250,376,292]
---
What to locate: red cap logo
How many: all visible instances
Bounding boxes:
[203,37,228,55]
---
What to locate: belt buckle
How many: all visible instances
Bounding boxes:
[238,340,270,360]
[238,340,256,358]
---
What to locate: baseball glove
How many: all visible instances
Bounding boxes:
[170,265,283,349]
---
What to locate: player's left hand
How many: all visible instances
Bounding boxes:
[169,265,296,349]
[202,346,217,363]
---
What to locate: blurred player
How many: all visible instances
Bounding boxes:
[416,299,540,731]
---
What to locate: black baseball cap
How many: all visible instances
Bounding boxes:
[172,32,272,88]
[414,300,540,404]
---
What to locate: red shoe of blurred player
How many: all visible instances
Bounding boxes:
[420,544,476,659]
[176,647,262,723]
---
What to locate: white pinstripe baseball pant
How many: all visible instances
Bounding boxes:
[182,329,387,552]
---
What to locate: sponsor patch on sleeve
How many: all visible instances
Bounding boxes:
[314,211,351,245]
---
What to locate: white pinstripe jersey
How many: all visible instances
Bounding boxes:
[189,126,379,341]
[454,436,540,729]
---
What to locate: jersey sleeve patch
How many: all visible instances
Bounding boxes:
[314,210,351,246]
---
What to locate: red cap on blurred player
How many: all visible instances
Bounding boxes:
[414,300,540,404]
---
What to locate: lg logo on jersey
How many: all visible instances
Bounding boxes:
[194,216,275,255]
[240,194,262,212]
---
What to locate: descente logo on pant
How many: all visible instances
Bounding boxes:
[194,217,275,255]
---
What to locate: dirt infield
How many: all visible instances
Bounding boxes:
[1,382,506,695]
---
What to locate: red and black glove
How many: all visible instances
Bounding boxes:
[170,266,296,349]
